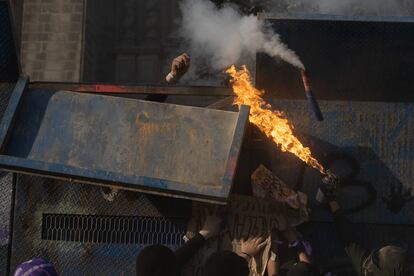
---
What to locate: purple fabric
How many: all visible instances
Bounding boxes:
[14,258,58,276]
[289,239,313,256]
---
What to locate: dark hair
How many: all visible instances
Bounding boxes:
[363,245,408,275]
[136,245,179,276]
[203,250,249,276]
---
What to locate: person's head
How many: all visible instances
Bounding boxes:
[136,245,179,276]
[363,245,410,275]
[203,250,249,276]
[14,258,58,276]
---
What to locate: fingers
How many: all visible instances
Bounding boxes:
[258,240,267,250]
[255,236,265,245]
[246,237,255,243]
[174,54,190,66]
[242,236,267,244]
[172,54,190,70]
[181,53,190,66]
[172,57,182,72]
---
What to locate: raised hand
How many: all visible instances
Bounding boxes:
[166,53,190,83]
[240,236,267,259]
[383,182,414,213]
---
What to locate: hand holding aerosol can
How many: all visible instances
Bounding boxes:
[165,53,191,83]
[316,170,339,204]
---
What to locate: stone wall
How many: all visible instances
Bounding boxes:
[20,0,84,81]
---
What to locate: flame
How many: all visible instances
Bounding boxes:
[226,65,326,174]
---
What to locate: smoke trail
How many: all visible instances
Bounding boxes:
[179,0,305,74]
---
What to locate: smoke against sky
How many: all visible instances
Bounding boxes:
[179,0,304,83]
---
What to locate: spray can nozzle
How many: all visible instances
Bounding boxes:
[316,170,339,204]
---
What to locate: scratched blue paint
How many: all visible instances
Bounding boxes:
[0,155,226,197]
[0,88,248,203]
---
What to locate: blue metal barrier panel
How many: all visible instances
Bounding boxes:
[0,86,249,203]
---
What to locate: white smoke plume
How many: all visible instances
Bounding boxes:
[179,0,305,77]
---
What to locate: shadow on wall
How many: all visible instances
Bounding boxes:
[269,134,413,223]
[266,135,414,272]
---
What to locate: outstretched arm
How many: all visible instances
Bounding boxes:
[320,179,369,276]
[267,252,279,276]
[145,53,191,102]
[175,215,221,265]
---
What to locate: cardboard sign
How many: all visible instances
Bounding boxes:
[251,165,309,226]
[183,195,288,276]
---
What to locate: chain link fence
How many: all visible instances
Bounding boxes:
[9,174,190,275]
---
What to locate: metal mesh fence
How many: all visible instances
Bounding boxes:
[10,174,190,275]
[0,173,13,276]
[41,214,187,245]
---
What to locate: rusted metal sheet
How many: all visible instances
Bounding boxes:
[0,85,249,203]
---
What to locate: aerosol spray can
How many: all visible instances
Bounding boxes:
[315,170,338,204]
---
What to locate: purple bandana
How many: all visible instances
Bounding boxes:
[14,258,58,276]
